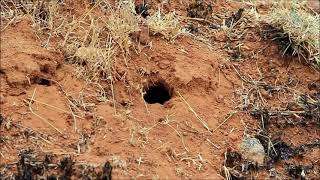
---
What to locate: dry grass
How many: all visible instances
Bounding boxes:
[0,0,33,20]
[106,0,139,56]
[74,35,116,82]
[110,156,128,170]
[1,1,33,32]
[1,0,118,117]
[147,8,183,40]
[1,0,67,47]
[263,3,320,68]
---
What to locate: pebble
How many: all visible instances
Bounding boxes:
[240,137,265,165]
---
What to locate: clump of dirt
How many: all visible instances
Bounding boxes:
[0,19,63,94]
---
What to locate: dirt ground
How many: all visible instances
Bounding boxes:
[0,0,319,179]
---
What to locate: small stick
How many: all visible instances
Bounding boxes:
[166,122,189,153]
[218,67,221,87]
[110,76,117,115]
[28,88,63,135]
[177,91,212,134]
[27,99,83,119]
[212,111,237,133]
[1,16,16,32]
[206,138,220,149]
[69,105,77,132]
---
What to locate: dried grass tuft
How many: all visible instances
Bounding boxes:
[73,34,116,82]
[147,9,183,40]
[263,4,320,68]
[106,0,139,54]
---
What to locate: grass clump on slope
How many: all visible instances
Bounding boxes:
[264,3,320,68]
[147,9,182,41]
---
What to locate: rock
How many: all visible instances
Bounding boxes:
[240,137,265,165]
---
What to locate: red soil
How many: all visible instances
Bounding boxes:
[1,0,319,179]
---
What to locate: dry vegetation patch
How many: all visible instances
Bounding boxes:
[147,9,183,40]
[106,0,139,56]
[263,3,320,68]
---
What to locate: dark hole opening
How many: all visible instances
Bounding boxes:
[34,78,51,86]
[143,81,172,105]
[39,78,51,86]
[135,3,149,18]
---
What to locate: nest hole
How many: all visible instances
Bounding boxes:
[143,80,172,105]
[33,77,51,86]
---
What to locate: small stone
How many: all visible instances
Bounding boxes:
[240,137,265,165]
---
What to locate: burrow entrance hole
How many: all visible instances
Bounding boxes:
[143,80,172,105]
[32,77,51,86]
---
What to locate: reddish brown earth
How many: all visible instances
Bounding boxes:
[0,0,319,179]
